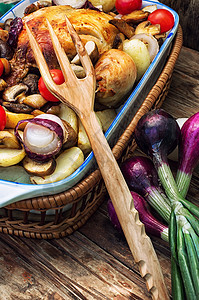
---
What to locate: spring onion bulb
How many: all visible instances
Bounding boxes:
[121,155,171,223]
[134,108,199,300]
[15,114,65,162]
[107,191,169,242]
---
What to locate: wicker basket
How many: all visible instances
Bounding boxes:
[0,26,183,239]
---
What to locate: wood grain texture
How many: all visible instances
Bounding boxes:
[161,0,199,51]
[0,46,198,299]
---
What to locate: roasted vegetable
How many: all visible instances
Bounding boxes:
[95,49,137,108]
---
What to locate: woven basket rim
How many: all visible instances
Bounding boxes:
[6,25,183,211]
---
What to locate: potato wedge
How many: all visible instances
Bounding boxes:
[30,147,84,184]
[0,147,26,167]
[78,119,92,155]
[58,103,78,134]
[5,111,34,129]
[96,109,117,132]
[78,114,102,155]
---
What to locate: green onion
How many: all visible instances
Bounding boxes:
[134,109,199,300]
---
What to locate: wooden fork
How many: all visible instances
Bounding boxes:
[25,17,169,300]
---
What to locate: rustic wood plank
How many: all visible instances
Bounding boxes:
[162,47,199,117]
[161,0,199,51]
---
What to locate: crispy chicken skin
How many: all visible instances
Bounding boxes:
[7,5,119,86]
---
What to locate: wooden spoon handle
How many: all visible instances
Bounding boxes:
[81,111,169,300]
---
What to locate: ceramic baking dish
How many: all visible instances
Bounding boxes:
[0,0,179,207]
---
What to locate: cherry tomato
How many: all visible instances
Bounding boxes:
[148,9,175,33]
[115,0,142,15]
[0,59,4,77]
[38,69,65,102]
[0,105,6,131]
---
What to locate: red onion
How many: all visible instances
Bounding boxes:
[15,115,64,162]
[107,191,169,241]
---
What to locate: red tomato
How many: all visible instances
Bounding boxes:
[38,69,65,102]
[148,9,175,33]
[115,0,142,15]
[0,59,4,77]
[0,105,6,131]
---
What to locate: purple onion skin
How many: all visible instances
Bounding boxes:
[81,0,101,10]
[14,118,64,162]
[107,191,167,239]
[178,112,199,175]
[52,0,100,10]
[121,155,159,197]
[134,109,181,167]
[107,199,123,232]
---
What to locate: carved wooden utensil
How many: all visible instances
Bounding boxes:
[25,17,169,300]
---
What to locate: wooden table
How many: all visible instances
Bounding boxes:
[0,46,198,299]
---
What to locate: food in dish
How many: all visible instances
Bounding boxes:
[0,0,175,184]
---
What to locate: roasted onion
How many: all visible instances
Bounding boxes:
[130,33,159,62]
[53,0,87,8]
[15,114,65,161]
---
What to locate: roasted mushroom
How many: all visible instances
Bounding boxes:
[23,156,56,176]
[3,18,13,32]
[71,41,99,65]
[112,33,125,50]
[109,19,135,39]
[3,83,29,102]
[0,79,7,92]
[0,130,21,149]
[0,40,13,60]
[22,74,40,94]
[135,21,161,35]
[19,94,47,109]
[0,30,9,42]
[71,64,86,78]
[142,5,157,13]
[2,102,33,114]
[121,10,149,24]
[62,120,78,149]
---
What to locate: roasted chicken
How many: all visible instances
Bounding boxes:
[6,5,119,85]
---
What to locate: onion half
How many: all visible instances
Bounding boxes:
[15,115,64,162]
[53,0,87,8]
[130,33,159,62]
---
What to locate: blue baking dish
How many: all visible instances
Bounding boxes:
[0,0,179,207]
